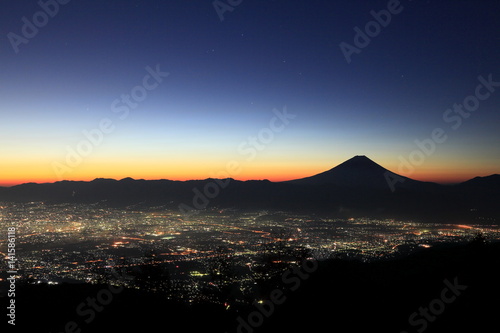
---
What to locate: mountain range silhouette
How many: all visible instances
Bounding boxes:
[0,156,498,222]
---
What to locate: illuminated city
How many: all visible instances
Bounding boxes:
[2,0,499,331]
[2,202,498,305]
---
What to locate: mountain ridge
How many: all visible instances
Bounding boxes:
[0,156,498,223]
[1,155,497,188]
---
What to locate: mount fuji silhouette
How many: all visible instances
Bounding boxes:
[287,155,429,190]
[0,156,498,222]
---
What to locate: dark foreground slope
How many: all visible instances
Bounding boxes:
[3,240,499,333]
[262,241,500,333]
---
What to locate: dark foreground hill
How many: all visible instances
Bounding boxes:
[3,240,499,333]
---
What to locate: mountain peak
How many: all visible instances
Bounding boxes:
[286,155,405,189]
[120,177,136,182]
[335,155,386,171]
[341,155,376,165]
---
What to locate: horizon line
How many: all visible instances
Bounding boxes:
[1,174,497,188]
[2,156,498,188]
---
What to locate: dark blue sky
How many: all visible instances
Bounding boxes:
[1,0,499,185]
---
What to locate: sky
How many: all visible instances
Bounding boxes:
[1,0,499,186]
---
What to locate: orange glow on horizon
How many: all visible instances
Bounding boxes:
[1,170,493,187]
[0,157,497,187]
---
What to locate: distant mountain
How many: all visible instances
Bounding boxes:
[0,156,498,223]
[285,155,437,191]
[455,174,500,190]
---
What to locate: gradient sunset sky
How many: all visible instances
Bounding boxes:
[1,0,499,187]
